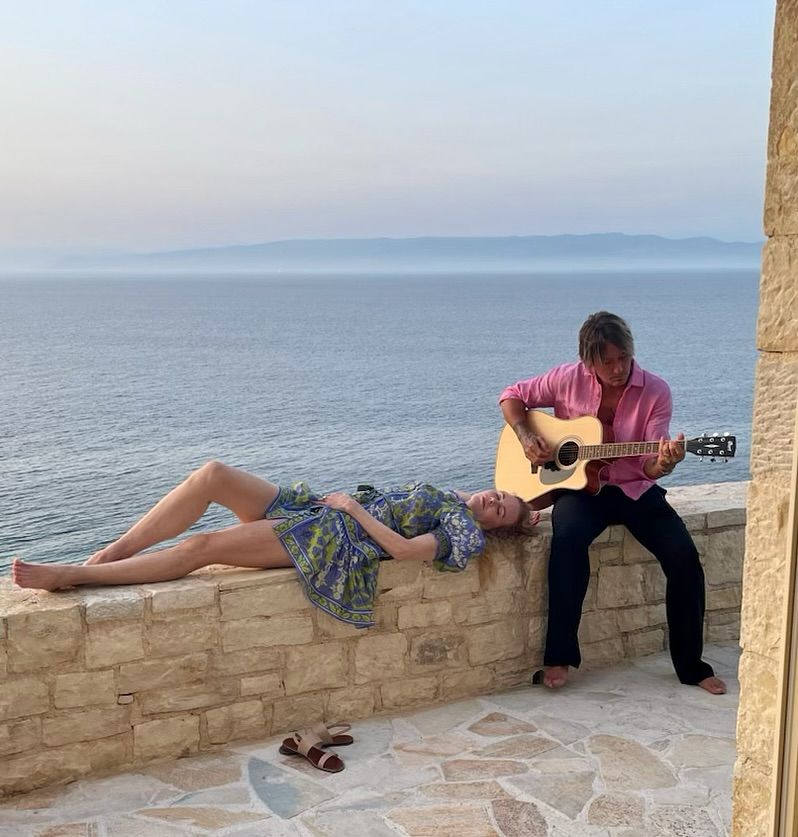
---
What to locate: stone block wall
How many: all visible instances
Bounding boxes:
[0,482,745,797]
[733,2,798,833]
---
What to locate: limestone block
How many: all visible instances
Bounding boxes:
[148,582,216,614]
[707,508,746,529]
[519,533,550,583]
[221,613,314,651]
[581,637,625,669]
[527,615,546,659]
[54,670,116,708]
[422,566,480,599]
[758,239,798,360]
[749,353,798,476]
[219,581,310,620]
[134,716,199,761]
[705,610,741,643]
[642,564,667,603]
[410,633,466,670]
[622,534,655,565]
[398,601,453,630]
[205,700,265,745]
[526,581,548,615]
[452,591,519,626]
[736,650,779,768]
[578,610,620,644]
[765,49,798,236]
[380,676,438,709]
[0,676,49,721]
[326,685,375,720]
[732,757,772,837]
[593,544,622,569]
[0,717,41,757]
[216,567,295,591]
[478,551,523,591]
[117,652,209,693]
[283,643,349,695]
[623,628,665,658]
[271,692,325,734]
[616,604,666,633]
[43,706,130,747]
[692,533,709,559]
[146,614,216,657]
[7,606,83,672]
[376,561,423,600]
[597,565,647,608]
[466,619,525,666]
[316,611,368,639]
[0,644,6,679]
[682,512,707,533]
[707,586,742,611]
[240,672,283,698]
[86,622,145,668]
[0,744,93,796]
[571,581,591,620]
[139,681,238,714]
[593,527,611,544]
[441,667,494,700]
[740,475,790,658]
[354,633,407,683]
[705,529,745,586]
[209,646,282,677]
[84,591,145,623]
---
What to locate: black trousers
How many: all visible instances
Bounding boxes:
[544,484,714,685]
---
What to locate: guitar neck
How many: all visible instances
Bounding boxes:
[578,440,680,460]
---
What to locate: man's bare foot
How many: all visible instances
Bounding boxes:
[543,665,569,688]
[12,559,72,592]
[697,676,727,695]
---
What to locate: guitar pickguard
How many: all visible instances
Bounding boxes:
[538,464,576,485]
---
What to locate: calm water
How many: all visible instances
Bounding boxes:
[0,269,758,572]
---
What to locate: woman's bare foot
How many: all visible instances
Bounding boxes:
[697,675,727,695]
[543,665,569,688]
[12,559,73,592]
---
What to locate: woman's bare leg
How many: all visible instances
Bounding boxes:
[16,519,293,591]
[87,461,280,565]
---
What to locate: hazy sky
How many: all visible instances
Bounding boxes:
[0,1,775,252]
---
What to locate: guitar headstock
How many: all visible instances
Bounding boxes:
[685,433,736,459]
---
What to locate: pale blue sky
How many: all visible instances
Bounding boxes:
[0,1,775,251]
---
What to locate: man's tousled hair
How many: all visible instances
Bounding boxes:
[578,311,634,366]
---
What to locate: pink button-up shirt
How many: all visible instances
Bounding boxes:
[499,360,672,500]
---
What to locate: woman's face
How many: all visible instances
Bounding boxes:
[469,489,523,529]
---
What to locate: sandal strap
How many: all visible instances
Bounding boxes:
[308,721,352,745]
[294,730,324,757]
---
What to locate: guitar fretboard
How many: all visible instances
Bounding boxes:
[578,441,682,460]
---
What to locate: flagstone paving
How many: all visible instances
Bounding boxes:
[0,642,740,836]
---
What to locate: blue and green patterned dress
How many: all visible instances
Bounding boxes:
[264,482,485,627]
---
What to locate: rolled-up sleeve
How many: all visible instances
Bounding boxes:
[499,367,560,408]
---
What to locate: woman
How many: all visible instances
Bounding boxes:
[12,461,538,626]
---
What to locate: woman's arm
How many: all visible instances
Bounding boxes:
[320,493,438,562]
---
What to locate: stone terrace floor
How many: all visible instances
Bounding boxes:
[0,642,740,837]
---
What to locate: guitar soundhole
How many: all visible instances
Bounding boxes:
[559,441,579,466]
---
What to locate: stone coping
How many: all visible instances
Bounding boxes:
[0,480,747,618]
[0,481,746,797]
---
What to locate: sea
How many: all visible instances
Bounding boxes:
[0,268,759,573]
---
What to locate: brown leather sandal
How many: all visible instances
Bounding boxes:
[308,721,354,747]
[279,730,345,773]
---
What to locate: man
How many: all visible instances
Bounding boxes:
[499,311,726,695]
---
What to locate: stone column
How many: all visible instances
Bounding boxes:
[733,2,798,834]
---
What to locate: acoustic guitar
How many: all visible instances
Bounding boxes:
[495,410,736,509]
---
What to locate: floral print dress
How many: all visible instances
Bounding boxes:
[264,482,486,627]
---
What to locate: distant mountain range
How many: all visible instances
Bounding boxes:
[1,233,763,273]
